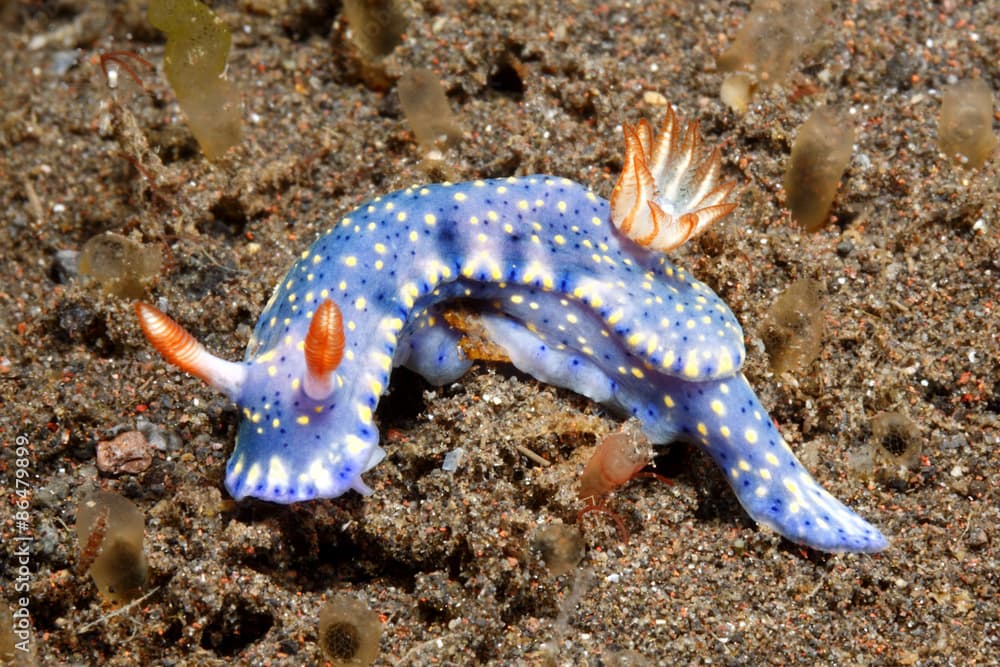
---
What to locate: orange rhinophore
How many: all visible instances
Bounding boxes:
[303,298,345,399]
[134,301,246,400]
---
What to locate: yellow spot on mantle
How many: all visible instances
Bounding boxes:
[718,348,734,375]
[244,463,262,489]
[358,405,373,424]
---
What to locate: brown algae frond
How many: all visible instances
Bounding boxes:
[718,0,831,103]
[78,232,162,299]
[872,412,922,471]
[317,595,383,666]
[784,106,854,231]
[148,0,241,160]
[759,278,824,375]
[397,67,464,157]
[342,0,407,60]
[938,78,997,169]
[76,491,149,604]
[531,524,585,577]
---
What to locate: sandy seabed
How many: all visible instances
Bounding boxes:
[0,1,997,665]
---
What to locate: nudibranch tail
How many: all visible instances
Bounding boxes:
[611,104,738,252]
[683,374,888,553]
[303,298,344,400]
[135,302,247,400]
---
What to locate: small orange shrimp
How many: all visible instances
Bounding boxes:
[577,419,672,542]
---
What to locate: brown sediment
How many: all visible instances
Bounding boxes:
[0,1,997,664]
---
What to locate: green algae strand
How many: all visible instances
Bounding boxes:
[784,106,853,231]
[149,0,241,160]
[938,79,997,169]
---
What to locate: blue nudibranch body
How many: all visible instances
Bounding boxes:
[137,106,887,553]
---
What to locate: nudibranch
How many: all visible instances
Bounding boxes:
[137,104,887,553]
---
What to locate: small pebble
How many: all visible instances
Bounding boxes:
[967,479,987,497]
[835,239,854,257]
[940,434,967,451]
[442,447,465,472]
[642,90,668,107]
[50,49,79,76]
[34,477,71,509]
[137,418,183,452]
[96,430,153,475]
[52,248,79,283]
[966,527,988,550]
